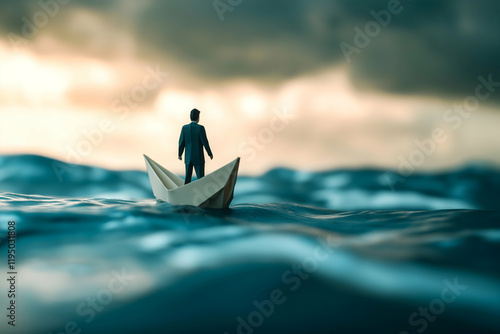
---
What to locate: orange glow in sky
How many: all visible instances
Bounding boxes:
[1,28,499,175]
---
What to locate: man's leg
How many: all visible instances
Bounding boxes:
[193,164,205,180]
[185,163,193,184]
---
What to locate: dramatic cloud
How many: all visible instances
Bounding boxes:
[1,1,500,173]
[1,0,500,101]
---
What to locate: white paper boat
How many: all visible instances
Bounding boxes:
[144,155,240,209]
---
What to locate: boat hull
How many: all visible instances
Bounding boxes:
[144,155,240,209]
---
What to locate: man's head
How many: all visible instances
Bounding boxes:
[190,108,200,122]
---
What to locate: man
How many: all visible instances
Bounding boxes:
[178,108,213,184]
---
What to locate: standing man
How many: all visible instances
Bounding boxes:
[178,108,213,184]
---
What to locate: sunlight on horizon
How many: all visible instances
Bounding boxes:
[1,41,499,174]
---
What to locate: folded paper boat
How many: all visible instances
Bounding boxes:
[144,155,240,209]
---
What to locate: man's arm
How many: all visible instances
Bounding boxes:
[178,127,185,160]
[200,126,213,159]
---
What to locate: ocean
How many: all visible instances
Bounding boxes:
[0,154,499,334]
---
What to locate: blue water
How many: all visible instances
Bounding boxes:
[0,155,499,334]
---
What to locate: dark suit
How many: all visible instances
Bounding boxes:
[178,122,213,184]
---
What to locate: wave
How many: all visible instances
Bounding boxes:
[1,154,499,210]
[0,154,499,333]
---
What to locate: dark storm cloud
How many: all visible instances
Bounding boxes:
[339,1,500,97]
[1,0,500,100]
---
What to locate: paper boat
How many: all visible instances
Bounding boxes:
[144,155,240,209]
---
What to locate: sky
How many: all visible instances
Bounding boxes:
[0,0,499,174]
